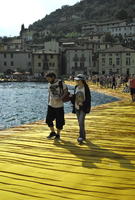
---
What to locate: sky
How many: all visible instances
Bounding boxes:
[0,0,79,37]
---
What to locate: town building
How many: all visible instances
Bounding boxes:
[20,24,36,42]
[44,39,60,53]
[64,47,93,76]
[0,38,22,51]
[38,29,51,39]
[32,50,60,76]
[0,50,32,74]
[98,45,135,75]
[82,20,127,34]
[109,24,135,38]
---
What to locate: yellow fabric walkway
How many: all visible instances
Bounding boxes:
[0,83,135,200]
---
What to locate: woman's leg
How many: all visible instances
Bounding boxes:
[76,110,86,139]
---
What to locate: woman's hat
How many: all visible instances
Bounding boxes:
[74,74,85,81]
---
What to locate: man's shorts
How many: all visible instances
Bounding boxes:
[46,106,65,130]
[130,88,135,95]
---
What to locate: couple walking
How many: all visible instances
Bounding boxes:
[45,72,91,143]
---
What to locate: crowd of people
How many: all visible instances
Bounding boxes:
[90,75,128,89]
[69,74,135,102]
[0,74,45,82]
[69,74,129,89]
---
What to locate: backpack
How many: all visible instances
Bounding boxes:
[59,80,71,103]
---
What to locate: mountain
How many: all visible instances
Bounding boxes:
[29,0,135,35]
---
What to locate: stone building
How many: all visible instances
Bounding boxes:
[98,45,135,75]
[32,50,60,76]
[0,50,32,74]
[64,47,93,76]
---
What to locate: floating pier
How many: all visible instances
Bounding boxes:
[0,82,135,200]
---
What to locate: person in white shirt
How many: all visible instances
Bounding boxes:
[71,74,91,143]
[45,72,68,139]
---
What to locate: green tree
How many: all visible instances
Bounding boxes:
[104,33,115,43]
[116,9,128,20]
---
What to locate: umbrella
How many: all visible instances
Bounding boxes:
[13,72,23,75]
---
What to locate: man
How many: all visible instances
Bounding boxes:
[129,75,135,102]
[45,72,68,139]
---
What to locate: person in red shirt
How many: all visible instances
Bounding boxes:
[129,75,135,102]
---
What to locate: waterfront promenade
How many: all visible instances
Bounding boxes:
[0,82,135,200]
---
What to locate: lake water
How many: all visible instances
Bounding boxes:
[0,82,119,130]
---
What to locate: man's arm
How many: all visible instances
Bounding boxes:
[60,82,69,99]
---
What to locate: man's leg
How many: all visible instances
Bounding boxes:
[55,107,65,139]
[46,106,56,138]
[133,93,135,102]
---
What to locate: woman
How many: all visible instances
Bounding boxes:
[71,74,91,143]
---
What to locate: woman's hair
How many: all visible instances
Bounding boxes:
[82,80,88,87]
[46,72,56,79]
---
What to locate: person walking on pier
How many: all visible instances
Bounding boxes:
[71,74,91,144]
[45,72,68,140]
[129,75,135,102]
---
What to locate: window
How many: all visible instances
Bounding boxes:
[28,62,31,66]
[109,53,112,56]
[116,58,120,65]
[11,53,13,58]
[73,54,79,62]
[102,58,105,64]
[50,55,53,59]
[116,69,119,74]
[75,62,78,68]
[127,68,130,75]
[38,55,41,59]
[80,62,84,68]
[109,69,112,75]
[38,62,41,67]
[43,63,49,70]
[4,53,6,58]
[44,55,47,61]
[126,53,130,56]
[11,61,14,66]
[4,62,7,66]
[109,58,112,65]
[28,54,31,58]
[102,53,105,57]
[80,55,86,62]
[126,57,130,65]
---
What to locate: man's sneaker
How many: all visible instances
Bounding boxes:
[55,134,60,140]
[47,132,56,139]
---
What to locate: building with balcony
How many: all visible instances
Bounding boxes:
[98,45,135,75]
[64,47,93,76]
[32,50,60,76]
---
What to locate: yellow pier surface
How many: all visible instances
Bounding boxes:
[0,83,135,200]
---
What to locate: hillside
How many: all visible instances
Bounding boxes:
[29,0,135,34]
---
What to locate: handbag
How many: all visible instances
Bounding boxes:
[59,80,71,103]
